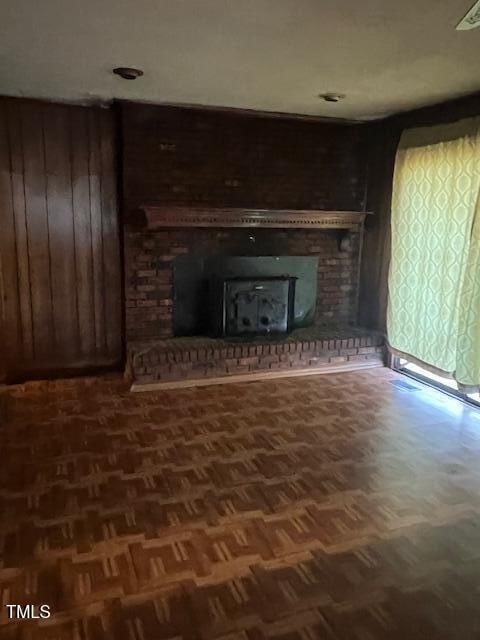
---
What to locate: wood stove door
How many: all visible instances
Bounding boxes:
[225,279,292,336]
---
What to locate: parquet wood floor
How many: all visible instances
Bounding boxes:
[2,368,480,639]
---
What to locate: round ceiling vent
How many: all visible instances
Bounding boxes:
[113,67,144,80]
[318,93,345,103]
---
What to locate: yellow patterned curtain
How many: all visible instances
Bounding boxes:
[387,117,480,388]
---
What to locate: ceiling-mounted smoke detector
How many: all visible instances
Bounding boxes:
[457,0,480,30]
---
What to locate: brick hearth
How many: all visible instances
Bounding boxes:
[127,327,385,389]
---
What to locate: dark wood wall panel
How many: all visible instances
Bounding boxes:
[0,98,122,382]
[0,104,23,374]
[21,101,53,361]
[44,105,78,359]
[70,107,96,358]
[100,114,122,356]
[87,110,106,355]
[358,121,399,330]
[7,102,34,363]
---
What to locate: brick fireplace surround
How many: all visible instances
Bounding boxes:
[121,103,385,389]
[125,218,385,389]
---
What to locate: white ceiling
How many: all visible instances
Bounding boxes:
[1,0,479,120]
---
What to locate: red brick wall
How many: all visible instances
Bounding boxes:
[121,103,368,211]
[121,103,368,343]
[125,228,359,342]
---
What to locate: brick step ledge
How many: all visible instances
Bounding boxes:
[130,358,384,392]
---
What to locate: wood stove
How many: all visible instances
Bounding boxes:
[210,276,296,338]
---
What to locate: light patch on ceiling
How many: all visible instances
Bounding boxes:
[457,0,480,29]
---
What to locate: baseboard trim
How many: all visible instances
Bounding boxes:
[130,361,384,392]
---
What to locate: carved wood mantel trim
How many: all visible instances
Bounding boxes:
[132,206,369,231]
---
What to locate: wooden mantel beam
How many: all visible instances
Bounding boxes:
[131,205,370,231]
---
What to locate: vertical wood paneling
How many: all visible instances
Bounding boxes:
[0,98,122,381]
[5,101,34,361]
[0,102,22,368]
[99,111,122,358]
[21,100,55,359]
[87,109,106,355]
[70,107,96,358]
[43,105,78,359]
[358,121,394,330]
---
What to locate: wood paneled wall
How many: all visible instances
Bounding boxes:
[358,121,400,330]
[0,98,122,382]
